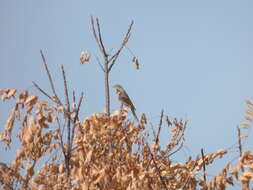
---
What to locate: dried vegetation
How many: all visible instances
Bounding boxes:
[0,88,253,189]
[1,17,253,190]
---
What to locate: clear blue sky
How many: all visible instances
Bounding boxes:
[1,0,253,184]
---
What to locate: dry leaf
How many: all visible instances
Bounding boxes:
[132,57,140,70]
[242,123,251,129]
[80,51,91,64]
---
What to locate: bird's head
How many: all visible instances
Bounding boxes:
[113,84,124,93]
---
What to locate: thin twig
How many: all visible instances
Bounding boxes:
[56,116,66,159]
[237,126,244,172]
[70,92,84,148]
[39,50,63,105]
[108,20,134,64]
[40,50,57,96]
[155,109,164,145]
[125,45,135,57]
[72,90,77,119]
[73,91,76,105]
[201,148,207,184]
[61,65,70,112]
[108,21,134,72]
[91,16,106,58]
[61,65,71,176]
[167,142,184,158]
[150,122,156,140]
[95,55,105,72]
[75,92,84,122]
[96,18,107,57]
[32,81,53,101]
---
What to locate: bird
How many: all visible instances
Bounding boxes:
[113,84,138,121]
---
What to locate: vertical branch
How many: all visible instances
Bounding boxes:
[90,16,104,56]
[237,126,244,172]
[104,66,110,115]
[201,148,207,185]
[154,109,164,146]
[61,65,71,176]
[70,92,84,148]
[72,91,76,106]
[40,50,59,101]
[237,126,249,190]
[90,16,134,116]
[96,18,107,57]
[91,16,110,116]
[56,117,67,159]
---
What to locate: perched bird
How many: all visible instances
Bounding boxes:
[113,84,138,121]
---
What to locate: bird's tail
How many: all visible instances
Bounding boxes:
[131,107,138,121]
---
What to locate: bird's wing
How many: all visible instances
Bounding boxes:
[119,91,136,110]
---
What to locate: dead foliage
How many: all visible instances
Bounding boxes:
[0,90,253,189]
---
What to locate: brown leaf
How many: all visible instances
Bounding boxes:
[6,89,17,99]
[242,123,251,129]
[132,57,140,70]
[80,51,91,64]
[24,95,38,107]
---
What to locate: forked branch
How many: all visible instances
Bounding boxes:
[108,20,134,72]
[34,50,85,178]
[90,16,134,116]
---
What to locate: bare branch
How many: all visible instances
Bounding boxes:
[32,81,53,101]
[125,45,135,57]
[91,16,102,51]
[40,50,57,96]
[155,109,164,146]
[104,67,110,115]
[201,148,207,185]
[90,17,134,115]
[72,91,76,105]
[39,50,63,105]
[237,126,244,172]
[95,55,105,72]
[61,65,71,176]
[108,20,134,71]
[76,92,84,120]
[56,116,67,159]
[96,18,107,57]
[61,65,70,116]
[91,16,107,59]
[70,92,84,148]
[150,122,156,139]
[167,142,184,158]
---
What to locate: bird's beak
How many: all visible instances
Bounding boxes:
[113,85,119,90]
[113,86,120,93]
